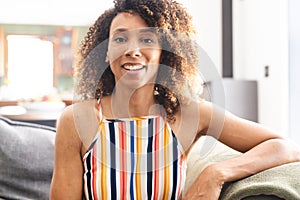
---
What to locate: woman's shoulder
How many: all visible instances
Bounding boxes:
[56,101,100,151]
[56,104,76,132]
[175,100,219,137]
[54,105,82,156]
[177,99,212,122]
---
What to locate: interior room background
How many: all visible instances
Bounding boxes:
[0,0,299,145]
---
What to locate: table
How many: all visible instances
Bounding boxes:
[0,103,64,127]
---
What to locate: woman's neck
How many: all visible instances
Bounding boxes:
[110,84,159,118]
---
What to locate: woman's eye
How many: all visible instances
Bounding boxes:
[113,37,127,43]
[141,38,154,44]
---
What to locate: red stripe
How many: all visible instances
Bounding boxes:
[153,117,160,199]
[119,122,127,199]
[123,122,127,199]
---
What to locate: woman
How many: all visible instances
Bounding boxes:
[50,0,300,199]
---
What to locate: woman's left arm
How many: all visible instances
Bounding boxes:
[183,101,300,200]
[216,110,300,181]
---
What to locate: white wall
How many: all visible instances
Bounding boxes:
[179,0,223,75]
[232,0,289,136]
[289,0,300,143]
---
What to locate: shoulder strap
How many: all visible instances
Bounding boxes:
[97,98,103,121]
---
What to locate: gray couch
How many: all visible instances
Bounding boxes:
[0,116,55,200]
[0,116,300,200]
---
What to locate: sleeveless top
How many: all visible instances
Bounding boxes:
[82,102,187,200]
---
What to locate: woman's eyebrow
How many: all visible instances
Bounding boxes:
[139,27,156,33]
[112,28,156,35]
[112,28,128,35]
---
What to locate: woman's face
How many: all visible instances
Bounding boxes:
[107,12,162,90]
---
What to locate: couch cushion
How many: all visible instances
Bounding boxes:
[0,116,55,200]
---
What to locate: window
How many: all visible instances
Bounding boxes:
[6,35,54,100]
[0,25,83,102]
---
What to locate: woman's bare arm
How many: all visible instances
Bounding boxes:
[50,106,84,200]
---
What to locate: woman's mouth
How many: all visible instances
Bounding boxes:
[122,64,145,71]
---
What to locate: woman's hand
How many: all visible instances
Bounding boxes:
[182,164,225,200]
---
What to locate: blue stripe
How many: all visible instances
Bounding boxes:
[130,121,135,200]
[147,118,154,199]
[85,153,94,200]
[171,131,179,200]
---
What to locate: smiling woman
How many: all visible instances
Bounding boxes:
[49,1,300,200]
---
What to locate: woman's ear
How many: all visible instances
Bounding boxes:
[105,54,109,63]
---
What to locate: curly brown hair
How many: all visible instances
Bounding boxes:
[74,0,202,122]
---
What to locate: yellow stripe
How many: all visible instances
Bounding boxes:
[163,124,170,199]
[100,122,107,199]
[135,119,142,199]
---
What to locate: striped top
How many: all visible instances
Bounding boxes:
[82,106,187,200]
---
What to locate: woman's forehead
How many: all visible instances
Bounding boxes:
[110,12,149,35]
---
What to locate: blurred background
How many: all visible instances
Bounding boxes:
[0,0,299,144]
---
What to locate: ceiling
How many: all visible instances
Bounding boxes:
[0,0,191,26]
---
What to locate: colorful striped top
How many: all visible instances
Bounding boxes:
[82,105,187,200]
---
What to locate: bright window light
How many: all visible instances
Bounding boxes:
[7,35,54,100]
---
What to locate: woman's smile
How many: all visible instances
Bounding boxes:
[122,63,146,71]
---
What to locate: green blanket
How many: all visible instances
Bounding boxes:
[220,162,300,200]
[184,136,300,200]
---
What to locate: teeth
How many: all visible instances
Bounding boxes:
[123,64,144,71]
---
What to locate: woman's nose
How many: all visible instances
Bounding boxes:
[125,48,142,57]
[124,41,142,57]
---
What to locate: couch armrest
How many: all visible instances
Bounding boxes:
[184,136,300,200]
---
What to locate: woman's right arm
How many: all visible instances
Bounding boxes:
[50,105,84,199]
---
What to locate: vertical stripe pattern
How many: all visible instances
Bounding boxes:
[83,116,186,200]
